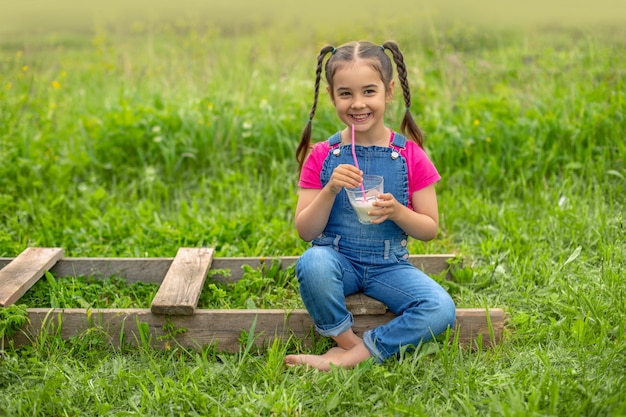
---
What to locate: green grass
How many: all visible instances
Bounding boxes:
[16,261,303,310]
[18,272,159,309]
[1,6,625,416]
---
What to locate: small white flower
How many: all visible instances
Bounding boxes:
[144,166,157,182]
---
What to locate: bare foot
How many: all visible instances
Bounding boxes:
[333,330,362,350]
[284,343,371,371]
[284,347,346,368]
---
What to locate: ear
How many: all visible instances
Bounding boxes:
[385,80,395,103]
[327,85,336,104]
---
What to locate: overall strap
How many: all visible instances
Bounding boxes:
[328,132,342,147]
[328,132,343,157]
[389,131,407,160]
[389,131,407,150]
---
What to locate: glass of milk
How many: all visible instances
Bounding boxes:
[345,175,384,224]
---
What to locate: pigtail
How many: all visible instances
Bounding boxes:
[296,45,336,173]
[382,41,424,147]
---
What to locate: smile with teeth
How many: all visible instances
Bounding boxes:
[350,113,371,122]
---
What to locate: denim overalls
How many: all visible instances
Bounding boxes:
[296,131,456,363]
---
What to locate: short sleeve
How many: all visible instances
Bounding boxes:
[403,141,441,193]
[298,142,331,189]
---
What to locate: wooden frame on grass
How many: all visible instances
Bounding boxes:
[1,247,505,352]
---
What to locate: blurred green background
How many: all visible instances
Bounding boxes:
[3,0,626,35]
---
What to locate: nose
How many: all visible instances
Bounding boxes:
[351,94,366,109]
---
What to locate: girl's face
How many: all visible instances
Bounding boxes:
[328,60,394,139]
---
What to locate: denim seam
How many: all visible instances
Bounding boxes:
[332,234,341,251]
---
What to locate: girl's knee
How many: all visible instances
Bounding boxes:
[296,247,340,281]
[438,292,457,330]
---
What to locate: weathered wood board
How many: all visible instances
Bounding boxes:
[0,248,506,351]
[0,253,454,284]
[5,307,504,352]
[150,248,214,315]
[0,248,64,307]
[345,292,387,315]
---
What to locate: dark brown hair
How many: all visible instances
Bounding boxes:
[296,40,424,172]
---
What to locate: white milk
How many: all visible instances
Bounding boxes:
[351,196,380,223]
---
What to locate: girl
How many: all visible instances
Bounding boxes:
[284,40,456,370]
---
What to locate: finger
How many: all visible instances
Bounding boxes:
[334,166,361,179]
[369,213,388,224]
[369,206,385,216]
[342,164,363,175]
[372,198,387,208]
[334,171,359,184]
[341,166,364,181]
[339,174,363,188]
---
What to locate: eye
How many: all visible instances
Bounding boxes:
[338,91,352,97]
[364,88,377,95]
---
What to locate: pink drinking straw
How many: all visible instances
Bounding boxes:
[351,124,367,201]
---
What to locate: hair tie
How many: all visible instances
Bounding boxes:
[381,45,385,51]
[331,47,337,54]
[406,107,411,111]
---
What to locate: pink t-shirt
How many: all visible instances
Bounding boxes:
[299,133,441,209]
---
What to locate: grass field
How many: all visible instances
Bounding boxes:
[1,2,625,416]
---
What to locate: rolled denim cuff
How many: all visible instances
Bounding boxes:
[362,329,385,364]
[315,312,353,337]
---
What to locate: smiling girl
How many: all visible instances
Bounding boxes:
[285,41,456,370]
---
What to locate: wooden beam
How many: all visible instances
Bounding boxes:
[345,293,387,315]
[51,258,172,284]
[0,247,64,307]
[150,248,214,316]
[209,254,454,283]
[0,254,456,284]
[5,307,504,352]
[1,249,505,353]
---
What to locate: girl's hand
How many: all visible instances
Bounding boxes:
[326,164,363,195]
[369,193,402,224]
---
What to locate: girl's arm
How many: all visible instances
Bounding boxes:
[295,164,363,242]
[370,184,439,241]
[294,188,333,242]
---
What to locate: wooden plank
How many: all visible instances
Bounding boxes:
[345,293,387,315]
[453,307,505,348]
[5,307,504,352]
[0,254,457,284]
[209,254,454,283]
[0,247,64,307]
[49,258,173,284]
[210,256,300,280]
[150,248,214,315]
